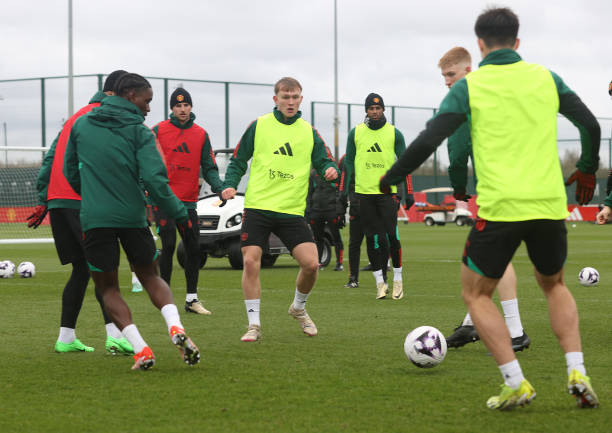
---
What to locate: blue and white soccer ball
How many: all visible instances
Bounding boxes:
[17,261,36,278]
[0,260,16,278]
[578,267,599,287]
[404,326,447,368]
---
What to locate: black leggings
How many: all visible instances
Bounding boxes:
[356,194,401,272]
[310,212,344,264]
[156,208,200,294]
[348,214,388,280]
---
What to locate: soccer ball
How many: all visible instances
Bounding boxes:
[17,261,36,278]
[0,260,16,278]
[404,326,447,368]
[578,267,599,286]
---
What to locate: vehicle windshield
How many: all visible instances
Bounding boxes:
[199,149,250,197]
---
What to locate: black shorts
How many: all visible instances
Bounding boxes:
[241,209,314,252]
[49,208,85,265]
[462,219,567,279]
[356,193,400,237]
[83,227,157,272]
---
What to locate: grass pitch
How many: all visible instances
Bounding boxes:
[0,223,610,432]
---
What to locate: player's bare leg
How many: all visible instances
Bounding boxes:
[240,245,263,341]
[497,263,530,351]
[288,242,319,336]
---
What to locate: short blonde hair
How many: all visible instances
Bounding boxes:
[438,47,472,69]
[274,77,302,94]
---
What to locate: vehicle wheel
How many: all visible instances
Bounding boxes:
[425,217,435,226]
[261,254,278,267]
[456,216,466,226]
[319,237,332,268]
[228,239,243,270]
[176,240,207,269]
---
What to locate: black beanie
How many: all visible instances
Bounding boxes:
[170,88,193,108]
[103,70,128,92]
[365,93,385,111]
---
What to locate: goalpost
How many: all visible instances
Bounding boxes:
[0,146,54,244]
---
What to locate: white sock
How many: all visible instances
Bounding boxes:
[462,313,473,326]
[186,293,198,303]
[160,304,183,333]
[501,299,523,338]
[245,299,261,326]
[105,323,122,339]
[121,324,147,354]
[293,288,309,310]
[131,272,139,284]
[58,327,76,343]
[565,352,586,376]
[393,267,402,282]
[373,270,384,284]
[499,359,524,389]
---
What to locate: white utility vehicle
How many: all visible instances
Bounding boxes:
[416,187,474,227]
[176,149,333,269]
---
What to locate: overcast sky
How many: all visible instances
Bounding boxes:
[1,0,611,162]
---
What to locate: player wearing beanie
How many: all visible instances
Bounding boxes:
[152,87,223,315]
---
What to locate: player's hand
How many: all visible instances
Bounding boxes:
[565,170,596,205]
[606,169,612,196]
[221,187,236,200]
[453,190,472,202]
[379,176,391,194]
[404,193,415,210]
[337,214,346,229]
[27,205,48,229]
[324,167,338,181]
[596,205,611,225]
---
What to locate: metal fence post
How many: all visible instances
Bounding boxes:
[97,74,103,92]
[391,106,396,126]
[311,101,315,126]
[225,82,230,148]
[163,79,169,120]
[40,78,46,152]
[347,104,351,132]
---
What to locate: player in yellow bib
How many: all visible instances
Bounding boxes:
[381,7,599,410]
[222,77,339,342]
[342,94,411,300]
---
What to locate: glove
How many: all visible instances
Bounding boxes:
[27,205,48,229]
[606,169,612,196]
[177,218,197,245]
[565,170,596,205]
[379,176,391,194]
[404,193,415,210]
[337,214,346,229]
[453,191,472,202]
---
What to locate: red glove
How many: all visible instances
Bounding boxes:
[453,191,472,202]
[379,176,391,194]
[27,205,48,229]
[565,170,596,205]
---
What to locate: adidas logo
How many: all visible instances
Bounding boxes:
[566,207,583,221]
[366,142,382,152]
[172,142,190,153]
[273,142,293,156]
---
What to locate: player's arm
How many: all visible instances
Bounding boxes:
[447,126,471,198]
[223,121,256,191]
[63,125,81,195]
[311,128,339,181]
[382,80,469,187]
[200,131,223,193]
[552,72,600,173]
[136,126,187,222]
[342,129,356,197]
[36,132,60,205]
[393,129,412,205]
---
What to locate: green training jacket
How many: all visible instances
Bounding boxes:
[64,95,187,231]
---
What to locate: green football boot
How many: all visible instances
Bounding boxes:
[54,338,95,353]
[486,379,536,410]
[105,336,135,356]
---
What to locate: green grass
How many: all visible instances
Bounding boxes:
[0,223,610,432]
